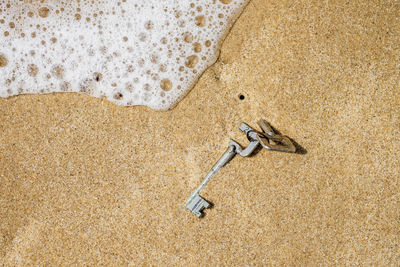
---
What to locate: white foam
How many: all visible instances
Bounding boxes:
[0,0,248,110]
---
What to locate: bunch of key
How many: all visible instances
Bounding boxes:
[185,119,296,218]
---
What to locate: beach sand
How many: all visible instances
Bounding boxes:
[1,0,399,265]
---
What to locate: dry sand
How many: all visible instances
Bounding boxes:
[1,0,399,265]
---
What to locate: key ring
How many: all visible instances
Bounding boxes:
[255,119,296,153]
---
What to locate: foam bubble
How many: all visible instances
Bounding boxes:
[0,0,248,109]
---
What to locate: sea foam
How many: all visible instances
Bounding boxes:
[0,0,248,110]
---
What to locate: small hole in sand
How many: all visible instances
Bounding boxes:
[239,94,245,100]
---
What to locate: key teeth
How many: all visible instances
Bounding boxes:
[186,195,211,217]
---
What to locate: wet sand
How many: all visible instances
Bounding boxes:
[1,0,399,265]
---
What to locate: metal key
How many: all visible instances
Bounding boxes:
[184,145,236,217]
[185,119,296,217]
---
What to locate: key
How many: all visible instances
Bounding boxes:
[185,119,296,217]
[185,122,261,217]
[185,145,237,217]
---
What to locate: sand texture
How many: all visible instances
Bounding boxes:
[1,0,399,265]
